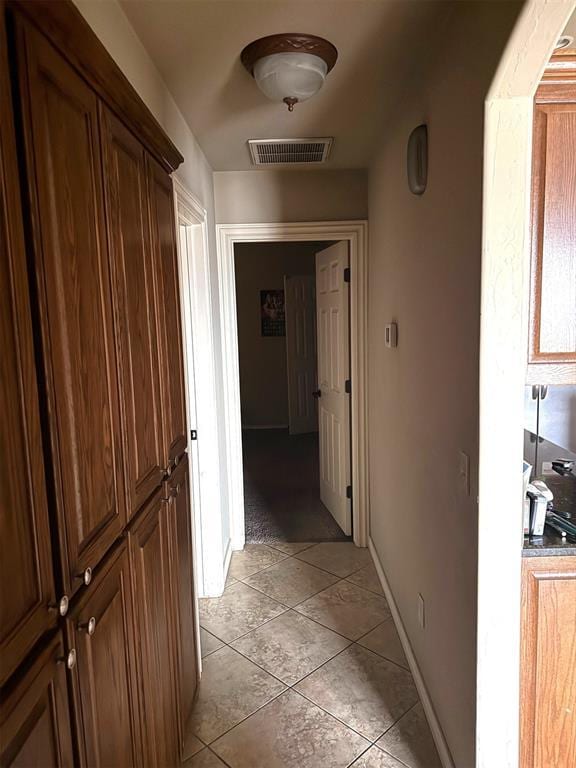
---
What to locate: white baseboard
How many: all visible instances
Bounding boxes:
[223,536,233,584]
[242,424,289,430]
[368,538,455,768]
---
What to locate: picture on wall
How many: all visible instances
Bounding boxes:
[260,289,285,337]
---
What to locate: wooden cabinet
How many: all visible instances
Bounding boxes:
[13,18,126,594]
[0,633,74,767]
[65,543,141,767]
[528,52,576,384]
[128,491,178,766]
[0,7,55,687]
[520,556,576,768]
[165,455,198,755]
[101,107,165,516]
[148,158,188,468]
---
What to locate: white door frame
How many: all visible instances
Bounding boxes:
[216,220,369,550]
[174,177,228,598]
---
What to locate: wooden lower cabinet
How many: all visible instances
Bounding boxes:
[520,556,576,768]
[165,455,198,756]
[128,491,179,767]
[65,542,141,767]
[0,633,74,767]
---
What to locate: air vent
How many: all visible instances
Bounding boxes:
[248,138,333,166]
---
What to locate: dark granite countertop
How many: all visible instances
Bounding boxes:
[523,529,576,557]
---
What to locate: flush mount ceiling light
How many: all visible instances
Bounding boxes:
[241,33,338,111]
[555,35,574,50]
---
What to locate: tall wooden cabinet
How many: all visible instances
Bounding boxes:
[528,50,576,385]
[1,1,198,764]
[0,5,56,688]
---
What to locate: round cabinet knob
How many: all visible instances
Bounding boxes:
[79,616,96,635]
[79,567,92,586]
[49,595,70,617]
[57,649,77,669]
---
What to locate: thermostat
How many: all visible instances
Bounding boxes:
[385,322,398,348]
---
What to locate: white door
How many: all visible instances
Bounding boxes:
[284,274,318,434]
[315,242,351,535]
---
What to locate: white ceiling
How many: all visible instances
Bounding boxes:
[120,0,451,170]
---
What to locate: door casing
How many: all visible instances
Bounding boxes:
[216,220,369,551]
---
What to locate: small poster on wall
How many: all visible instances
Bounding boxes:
[260,289,285,337]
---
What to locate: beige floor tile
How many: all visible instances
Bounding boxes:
[376,703,442,768]
[231,610,350,685]
[243,557,339,607]
[188,646,285,744]
[199,582,287,643]
[229,544,288,579]
[295,542,372,577]
[294,580,391,640]
[200,627,225,658]
[225,570,237,588]
[211,689,370,768]
[346,563,385,595]
[358,619,409,669]
[350,746,408,768]
[181,747,228,767]
[182,728,205,760]
[266,541,315,555]
[295,644,419,740]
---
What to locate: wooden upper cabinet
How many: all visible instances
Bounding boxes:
[0,633,74,767]
[520,556,576,768]
[128,490,178,767]
[147,157,188,468]
[0,8,55,687]
[66,543,142,767]
[165,454,198,755]
[528,54,576,384]
[100,107,165,515]
[13,18,126,593]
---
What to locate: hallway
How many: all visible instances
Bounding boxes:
[184,543,442,767]
[243,429,350,543]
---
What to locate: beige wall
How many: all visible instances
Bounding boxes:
[235,242,319,427]
[367,3,521,767]
[215,169,368,223]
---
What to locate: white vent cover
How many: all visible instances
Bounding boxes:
[248,138,333,166]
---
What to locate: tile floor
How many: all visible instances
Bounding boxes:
[184,543,442,768]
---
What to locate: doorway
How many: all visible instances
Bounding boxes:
[234,240,351,544]
[216,220,369,552]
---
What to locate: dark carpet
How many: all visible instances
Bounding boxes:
[242,428,350,544]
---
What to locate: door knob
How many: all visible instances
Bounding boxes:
[312,389,322,399]
[78,616,96,635]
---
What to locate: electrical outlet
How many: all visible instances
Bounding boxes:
[418,593,425,629]
[459,451,470,496]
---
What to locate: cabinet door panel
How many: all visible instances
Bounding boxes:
[529,100,576,382]
[101,107,164,515]
[14,19,126,592]
[521,557,576,768]
[128,491,178,767]
[0,633,74,767]
[0,10,55,686]
[66,543,141,767]
[148,158,187,466]
[165,455,198,753]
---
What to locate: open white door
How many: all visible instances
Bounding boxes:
[315,242,351,535]
[284,274,318,435]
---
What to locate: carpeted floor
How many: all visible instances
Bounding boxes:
[242,428,350,544]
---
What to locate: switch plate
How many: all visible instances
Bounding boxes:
[418,593,425,629]
[459,451,470,496]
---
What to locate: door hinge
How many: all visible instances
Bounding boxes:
[346,485,352,499]
[190,429,198,441]
[344,267,351,283]
[345,379,351,394]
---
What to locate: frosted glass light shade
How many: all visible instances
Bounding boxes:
[253,52,328,104]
